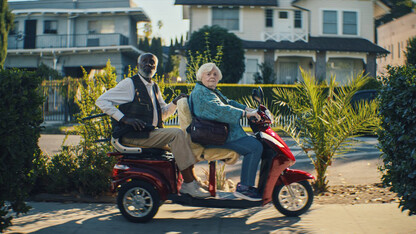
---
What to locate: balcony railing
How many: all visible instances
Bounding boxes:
[7,33,129,50]
[263,31,308,43]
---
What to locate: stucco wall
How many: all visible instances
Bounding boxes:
[377,12,416,76]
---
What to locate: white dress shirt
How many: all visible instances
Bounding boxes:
[96,75,177,126]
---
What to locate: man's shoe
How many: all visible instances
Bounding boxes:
[195,176,209,191]
[233,183,262,201]
[180,180,210,198]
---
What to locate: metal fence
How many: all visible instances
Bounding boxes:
[41,80,296,127]
[42,80,76,123]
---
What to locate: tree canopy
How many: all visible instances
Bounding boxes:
[405,36,416,66]
[0,0,14,69]
[186,25,245,83]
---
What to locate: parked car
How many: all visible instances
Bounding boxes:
[351,89,379,136]
[351,89,378,105]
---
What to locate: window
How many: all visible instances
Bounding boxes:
[294,10,302,28]
[88,20,115,34]
[245,59,258,83]
[10,21,19,35]
[323,10,359,36]
[279,11,288,19]
[44,20,57,34]
[326,58,363,84]
[398,42,401,58]
[323,10,337,34]
[265,9,273,28]
[342,11,357,35]
[212,7,239,31]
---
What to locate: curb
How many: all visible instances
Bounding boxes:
[30,193,116,204]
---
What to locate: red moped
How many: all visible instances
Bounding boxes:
[102,87,314,222]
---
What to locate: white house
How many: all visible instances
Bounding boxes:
[6,0,150,80]
[175,0,390,84]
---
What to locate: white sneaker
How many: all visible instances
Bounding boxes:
[180,180,210,198]
[195,176,209,191]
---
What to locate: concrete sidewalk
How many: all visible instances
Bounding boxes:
[5,201,416,233]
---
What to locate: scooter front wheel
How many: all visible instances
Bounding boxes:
[272,180,313,217]
[117,180,160,223]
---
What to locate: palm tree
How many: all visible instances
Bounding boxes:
[272,69,379,193]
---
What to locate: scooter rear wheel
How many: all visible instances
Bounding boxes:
[117,180,160,223]
[272,180,313,217]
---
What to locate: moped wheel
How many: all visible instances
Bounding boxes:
[272,180,313,217]
[117,180,160,223]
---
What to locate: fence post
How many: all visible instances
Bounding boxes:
[64,80,69,123]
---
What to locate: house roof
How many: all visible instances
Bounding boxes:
[175,0,278,6]
[11,8,150,22]
[242,37,389,55]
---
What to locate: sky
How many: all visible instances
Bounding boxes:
[9,0,190,46]
[133,0,189,45]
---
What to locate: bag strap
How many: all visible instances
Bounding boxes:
[189,83,228,116]
[188,95,196,117]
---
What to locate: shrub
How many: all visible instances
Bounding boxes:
[0,69,43,231]
[33,61,117,196]
[379,65,416,215]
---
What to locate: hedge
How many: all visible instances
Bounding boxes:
[0,69,44,231]
[379,65,416,215]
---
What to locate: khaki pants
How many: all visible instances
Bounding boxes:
[121,128,196,171]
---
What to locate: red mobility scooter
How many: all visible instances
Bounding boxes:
[93,87,314,222]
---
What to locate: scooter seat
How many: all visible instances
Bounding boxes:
[111,137,169,155]
[177,98,240,164]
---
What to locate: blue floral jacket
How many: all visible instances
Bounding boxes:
[189,82,247,143]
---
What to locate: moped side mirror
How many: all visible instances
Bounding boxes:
[252,87,264,105]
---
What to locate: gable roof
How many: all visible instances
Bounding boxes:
[242,37,389,55]
[175,0,278,6]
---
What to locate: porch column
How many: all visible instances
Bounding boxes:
[365,53,377,78]
[264,49,275,71]
[114,64,124,82]
[315,51,326,82]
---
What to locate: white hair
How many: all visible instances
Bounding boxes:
[196,63,222,81]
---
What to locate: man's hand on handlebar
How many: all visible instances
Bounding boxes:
[121,117,146,131]
[173,93,188,105]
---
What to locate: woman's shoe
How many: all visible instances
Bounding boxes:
[180,180,210,198]
[233,183,262,201]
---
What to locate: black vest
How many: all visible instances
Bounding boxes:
[112,75,163,139]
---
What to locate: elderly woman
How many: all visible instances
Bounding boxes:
[189,63,263,201]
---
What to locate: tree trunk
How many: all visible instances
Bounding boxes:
[313,157,330,193]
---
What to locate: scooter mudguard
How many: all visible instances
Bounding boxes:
[113,166,172,200]
[277,169,315,186]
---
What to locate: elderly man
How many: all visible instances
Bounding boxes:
[96,53,209,198]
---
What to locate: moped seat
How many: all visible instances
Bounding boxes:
[177,98,239,164]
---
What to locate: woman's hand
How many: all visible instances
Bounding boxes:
[245,107,256,112]
[246,110,261,122]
